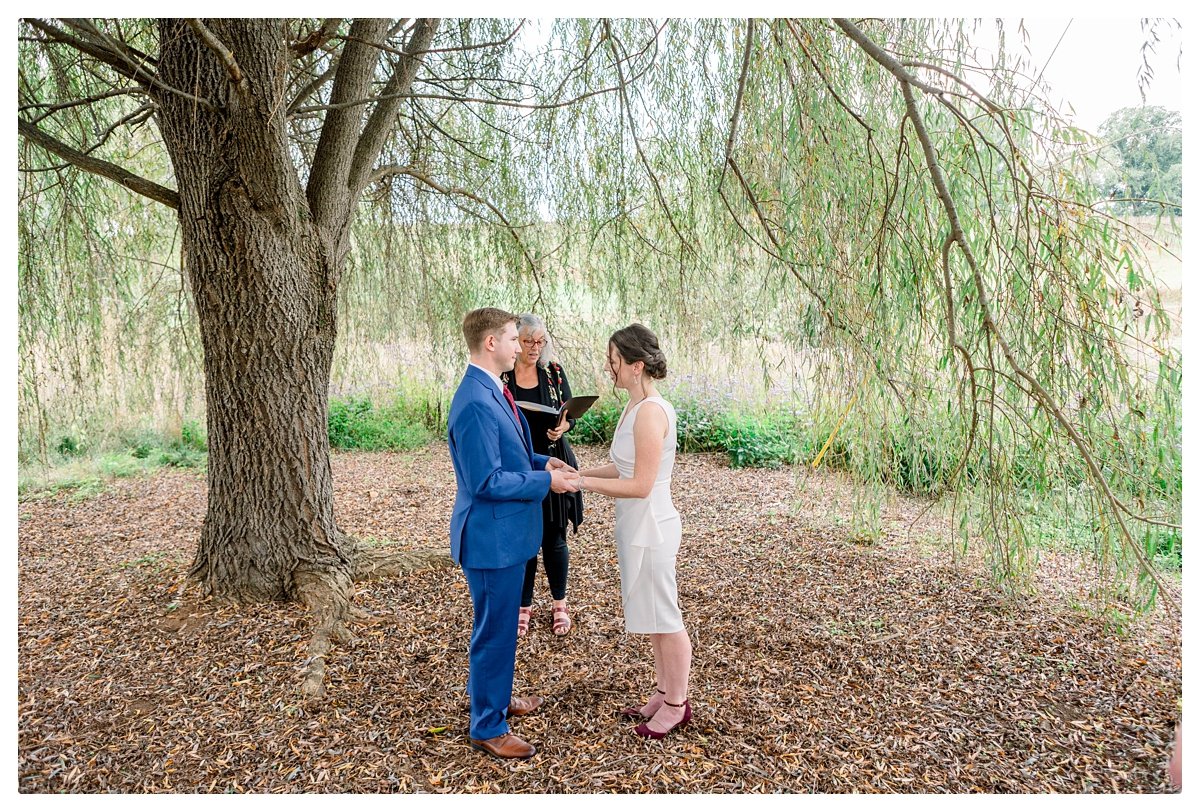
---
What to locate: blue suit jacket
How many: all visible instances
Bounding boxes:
[448,365,551,569]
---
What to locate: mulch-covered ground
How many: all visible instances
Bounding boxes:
[17,444,1181,793]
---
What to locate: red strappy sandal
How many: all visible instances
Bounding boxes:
[517,606,532,637]
[551,603,571,636]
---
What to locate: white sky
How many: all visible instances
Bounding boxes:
[995,18,1184,133]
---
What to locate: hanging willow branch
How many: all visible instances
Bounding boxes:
[832,17,1178,611]
[18,17,1181,621]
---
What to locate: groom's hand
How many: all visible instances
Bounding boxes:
[546,458,576,474]
[549,469,580,493]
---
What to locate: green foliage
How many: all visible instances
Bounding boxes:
[179,420,207,452]
[156,447,206,468]
[1098,106,1182,215]
[18,420,210,499]
[56,435,82,457]
[718,413,798,469]
[574,389,800,469]
[327,393,436,452]
[19,449,193,501]
[16,17,1182,606]
[572,399,623,445]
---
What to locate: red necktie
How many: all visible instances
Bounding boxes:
[502,385,521,423]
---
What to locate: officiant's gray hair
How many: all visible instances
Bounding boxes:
[516,313,556,367]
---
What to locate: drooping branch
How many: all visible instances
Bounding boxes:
[603,19,696,258]
[410,19,525,55]
[23,18,140,81]
[60,18,157,67]
[18,117,179,209]
[373,163,545,284]
[293,87,633,116]
[721,18,755,183]
[55,18,217,111]
[19,87,143,122]
[833,17,1178,611]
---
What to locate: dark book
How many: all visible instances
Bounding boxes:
[514,395,599,434]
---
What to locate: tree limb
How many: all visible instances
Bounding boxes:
[349,18,439,197]
[58,19,217,110]
[23,18,139,81]
[287,59,338,116]
[376,164,539,267]
[291,18,342,57]
[186,19,246,88]
[833,17,1178,611]
[18,117,179,209]
[292,85,629,115]
[307,18,392,228]
[21,87,144,124]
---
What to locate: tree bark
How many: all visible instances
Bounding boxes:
[155,20,351,610]
[151,20,453,692]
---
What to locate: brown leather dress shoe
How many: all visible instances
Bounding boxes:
[506,695,544,717]
[470,732,536,759]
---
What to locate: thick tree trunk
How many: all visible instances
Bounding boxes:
[151,20,451,694]
[155,20,352,610]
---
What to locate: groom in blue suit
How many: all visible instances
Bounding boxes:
[448,308,579,759]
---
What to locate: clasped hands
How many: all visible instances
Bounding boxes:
[546,458,582,493]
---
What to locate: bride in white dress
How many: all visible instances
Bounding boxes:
[576,324,693,739]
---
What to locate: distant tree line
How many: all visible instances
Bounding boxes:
[1098,106,1182,215]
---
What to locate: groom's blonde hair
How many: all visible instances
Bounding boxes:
[462,307,518,353]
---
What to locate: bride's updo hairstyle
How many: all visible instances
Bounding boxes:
[608,323,668,380]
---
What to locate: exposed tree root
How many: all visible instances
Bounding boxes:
[351,544,456,582]
[295,539,455,697]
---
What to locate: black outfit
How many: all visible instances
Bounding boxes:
[502,362,583,605]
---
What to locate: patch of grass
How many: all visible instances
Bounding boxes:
[120,552,168,569]
[18,429,208,500]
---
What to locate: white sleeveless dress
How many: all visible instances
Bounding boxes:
[609,396,684,634]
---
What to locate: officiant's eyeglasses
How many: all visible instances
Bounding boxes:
[521,338,547,348]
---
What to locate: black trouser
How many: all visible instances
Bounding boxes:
[521,520,569,605]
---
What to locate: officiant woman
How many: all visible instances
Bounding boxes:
[500,313,583,636]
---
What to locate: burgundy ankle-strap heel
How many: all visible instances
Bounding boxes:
[619,688,665,719]
[634,699,691,739]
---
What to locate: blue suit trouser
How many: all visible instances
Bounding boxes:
[462,562,525,740]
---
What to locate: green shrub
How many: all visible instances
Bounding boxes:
[179,419,208,451]
[717,412,798,468]
[56,435,82,456]
[573,394,801,469]
[572,398,623,444]
[157,447,206,468]
[328,394,435,451]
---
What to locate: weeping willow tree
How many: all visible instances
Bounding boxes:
[18,18,1180,695]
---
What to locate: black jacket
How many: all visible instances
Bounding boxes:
[502,362,584,532]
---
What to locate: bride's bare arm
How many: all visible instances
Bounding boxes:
[579,403,667,499]
[579,462,619,479]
